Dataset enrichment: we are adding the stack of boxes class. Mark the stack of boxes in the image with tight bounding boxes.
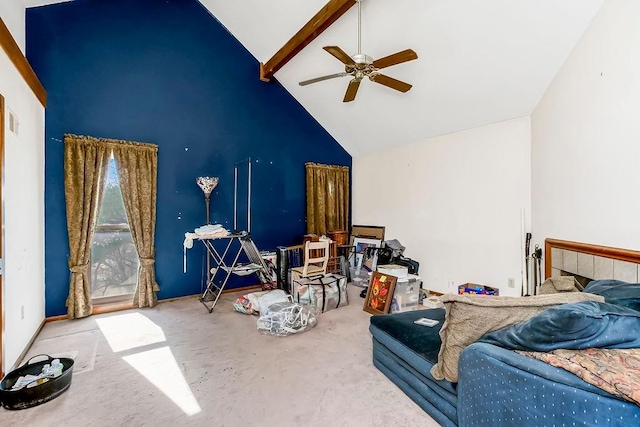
[377,264,422,313]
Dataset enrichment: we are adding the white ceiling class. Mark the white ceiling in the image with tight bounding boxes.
[25,0,605,156]
[199,0,604,156]
[21,0,72,7]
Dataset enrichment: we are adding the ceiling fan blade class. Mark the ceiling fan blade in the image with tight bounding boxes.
[343,78,361,102]
[369,74,412,93]
[299,72,349,86]
[372,49,418,70]
[323,46,356,66]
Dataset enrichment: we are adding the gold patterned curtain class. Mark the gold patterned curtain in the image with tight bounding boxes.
[305,163,349,236]
[111,141,159,308]
[64,135,111,319]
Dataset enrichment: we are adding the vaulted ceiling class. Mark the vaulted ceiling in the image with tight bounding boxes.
[24,0,605,156]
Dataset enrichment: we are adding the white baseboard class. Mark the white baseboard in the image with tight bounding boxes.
[10,318,46,372]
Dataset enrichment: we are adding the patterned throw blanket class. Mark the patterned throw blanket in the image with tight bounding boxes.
[517,348,640,406]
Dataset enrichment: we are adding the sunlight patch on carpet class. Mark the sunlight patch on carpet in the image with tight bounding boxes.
[95,312,166,353]
[123,346,202,416]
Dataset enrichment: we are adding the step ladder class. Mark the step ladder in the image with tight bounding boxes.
[200,232,272,313]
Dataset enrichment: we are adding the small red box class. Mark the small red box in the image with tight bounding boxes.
[458,283,499,296]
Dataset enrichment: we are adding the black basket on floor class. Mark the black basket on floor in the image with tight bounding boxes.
[0,354,74,410]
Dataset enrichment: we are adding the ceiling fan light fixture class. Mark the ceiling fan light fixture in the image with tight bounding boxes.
[352,54,373,65]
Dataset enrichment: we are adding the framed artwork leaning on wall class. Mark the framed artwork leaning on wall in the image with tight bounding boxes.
[363,272,397,315]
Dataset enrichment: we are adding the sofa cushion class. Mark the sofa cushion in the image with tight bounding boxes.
[480,301,640,351]
[430,292,605,383]
[369,308,445,365]
[584,279,640,312]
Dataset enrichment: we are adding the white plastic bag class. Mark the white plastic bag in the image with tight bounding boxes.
[256,289,292,314]
[256,302,317,337]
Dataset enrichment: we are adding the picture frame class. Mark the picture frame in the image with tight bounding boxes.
[351,237,382,271]
[351,225,385,240]
[363,272,397,315]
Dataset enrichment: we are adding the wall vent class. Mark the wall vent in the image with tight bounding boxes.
[8,109,19,137]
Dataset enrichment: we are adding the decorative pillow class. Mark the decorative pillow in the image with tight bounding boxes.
[584,279,640,312]
[430,292,605,383]
[539,276,580,294]
[480,301,640,351]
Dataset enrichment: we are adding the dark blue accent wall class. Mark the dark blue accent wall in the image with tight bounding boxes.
[27,0,351,317]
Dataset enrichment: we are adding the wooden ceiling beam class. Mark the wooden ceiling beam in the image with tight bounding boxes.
[259,0,356,82]
[0,18,47,107]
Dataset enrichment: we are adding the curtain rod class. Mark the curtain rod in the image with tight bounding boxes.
[64,134,157,150]
[305,162,349,169]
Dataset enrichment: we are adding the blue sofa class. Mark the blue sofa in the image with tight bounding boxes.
[370,282,640,426]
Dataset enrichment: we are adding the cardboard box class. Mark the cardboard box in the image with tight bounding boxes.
[458,283,499,296]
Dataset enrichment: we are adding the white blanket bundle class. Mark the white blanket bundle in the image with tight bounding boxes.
[194,224,223,234]
[182,224,230,273]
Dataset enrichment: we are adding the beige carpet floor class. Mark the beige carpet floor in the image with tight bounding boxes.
[0,285,438,426]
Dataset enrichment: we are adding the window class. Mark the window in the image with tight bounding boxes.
[90,154,139,303]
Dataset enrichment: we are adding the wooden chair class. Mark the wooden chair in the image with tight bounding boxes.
[291,240,330,280]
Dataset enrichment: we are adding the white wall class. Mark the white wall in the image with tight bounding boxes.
[353,117,531,296]
[532,0,640,252]
[0,0,25,52]
[0,2,46,370]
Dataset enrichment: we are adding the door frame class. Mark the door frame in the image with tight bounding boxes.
[0,93,5,377]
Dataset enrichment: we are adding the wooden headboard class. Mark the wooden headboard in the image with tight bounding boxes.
[545,239,640,284]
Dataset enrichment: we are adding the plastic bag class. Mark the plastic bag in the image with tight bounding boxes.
[256,302,317,337]
[255,289,292,314]
[233,295,255,314]
[384,239,406,258]
[233,289,292,315]
[293,274,348,313]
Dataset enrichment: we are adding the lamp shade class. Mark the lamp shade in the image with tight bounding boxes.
[196,176,219,197]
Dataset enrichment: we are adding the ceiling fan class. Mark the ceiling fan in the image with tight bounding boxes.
[299,0,418,103]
